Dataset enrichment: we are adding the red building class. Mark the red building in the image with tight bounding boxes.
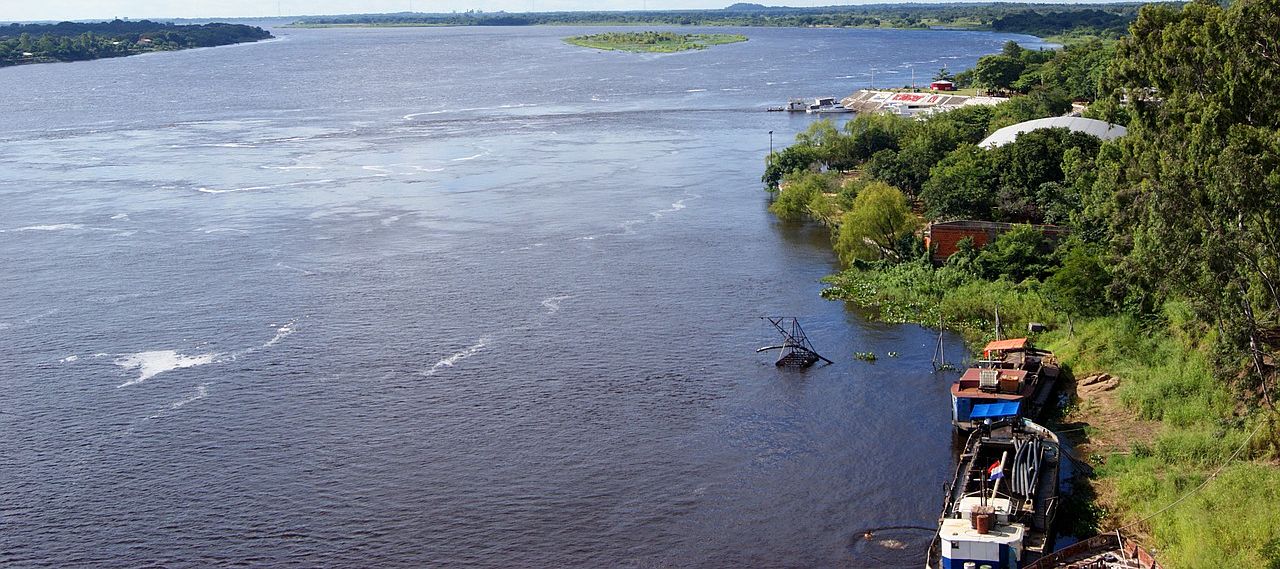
[930,80,956,91]
[924,220,1070,265]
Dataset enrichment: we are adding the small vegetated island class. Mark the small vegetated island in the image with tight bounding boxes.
[564,31,746,53]
[0,20,272,68]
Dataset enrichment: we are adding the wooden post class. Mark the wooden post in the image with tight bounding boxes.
[994,306,1002,341]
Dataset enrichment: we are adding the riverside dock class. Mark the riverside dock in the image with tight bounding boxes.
[842,89,1007,117]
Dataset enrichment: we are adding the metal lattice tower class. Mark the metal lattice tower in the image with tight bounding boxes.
[757,317,833,368]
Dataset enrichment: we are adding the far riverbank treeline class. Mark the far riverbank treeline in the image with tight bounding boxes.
[763,1,1280,566]
[0,20,272,68]
[292,3,1143,41]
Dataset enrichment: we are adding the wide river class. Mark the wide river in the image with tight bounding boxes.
[0,25,1049,567]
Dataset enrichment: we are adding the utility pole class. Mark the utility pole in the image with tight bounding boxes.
[768,130,774,158]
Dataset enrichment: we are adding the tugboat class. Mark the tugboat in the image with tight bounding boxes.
[926,416,1062,569]
[950,338,1061,431]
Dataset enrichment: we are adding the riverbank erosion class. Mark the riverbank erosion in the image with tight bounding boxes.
[765,1,1280,566]
[0,20,272,68]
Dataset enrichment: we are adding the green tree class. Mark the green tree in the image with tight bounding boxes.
[1044,239,1111,316]
[834,182,917,265]
[990,127,1101,222]
[762,144,822,189]
[973,54,1025,93]
[875,117,964,196]
[769,170,835,222]
[1039,39,1114,101]
[1107,0,1280,394]
[843,112,912,162]
[921,144,996,220]
[975,224,1055,282]
[1001,39,1024,58]
[990,86,1073,128]
[795,119,860,171]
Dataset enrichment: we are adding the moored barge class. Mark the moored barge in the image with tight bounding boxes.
[926,417,1062,569]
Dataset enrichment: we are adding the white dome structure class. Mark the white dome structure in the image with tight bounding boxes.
[979,117,1128,149]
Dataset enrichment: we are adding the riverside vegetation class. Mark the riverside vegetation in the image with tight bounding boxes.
[0,20,272,68]
[564,32,746,53]
[763,1,1280,566]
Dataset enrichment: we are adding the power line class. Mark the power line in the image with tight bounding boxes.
[1111,412,1273,534]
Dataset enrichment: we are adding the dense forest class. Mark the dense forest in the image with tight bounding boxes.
[293,3,1148,39]
[0,20,272,68]
[764,1,1280,566]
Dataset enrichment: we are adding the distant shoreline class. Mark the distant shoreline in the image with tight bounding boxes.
[282,4,1136,44]
[0,21,273,69]
[286,21,1078,46]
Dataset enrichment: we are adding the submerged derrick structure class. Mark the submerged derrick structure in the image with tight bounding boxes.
[757,317,833,367]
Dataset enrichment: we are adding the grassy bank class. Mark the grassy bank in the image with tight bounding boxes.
[1042,312,1280,568]
[822,267,1280,566]
[563,32,746,53]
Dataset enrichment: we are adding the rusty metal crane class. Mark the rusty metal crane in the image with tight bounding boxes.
[757,317,833,367]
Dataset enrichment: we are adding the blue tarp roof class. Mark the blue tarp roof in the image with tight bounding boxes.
[970,401,1022,419]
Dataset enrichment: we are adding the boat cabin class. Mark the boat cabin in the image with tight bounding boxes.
[953,338,1061,430]
[951,368,1031,429]
[938,517,1024,569]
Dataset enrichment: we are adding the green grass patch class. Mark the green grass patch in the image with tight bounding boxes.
[564,31,747,53]
[1040,307,1280,567]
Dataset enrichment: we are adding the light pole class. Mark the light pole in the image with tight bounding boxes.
[768,130,774,158]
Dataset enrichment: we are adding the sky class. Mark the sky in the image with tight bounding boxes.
[1,0,1101,23]
[2,1,827,22]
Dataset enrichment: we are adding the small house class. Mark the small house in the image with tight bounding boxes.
[930,80,956,91]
